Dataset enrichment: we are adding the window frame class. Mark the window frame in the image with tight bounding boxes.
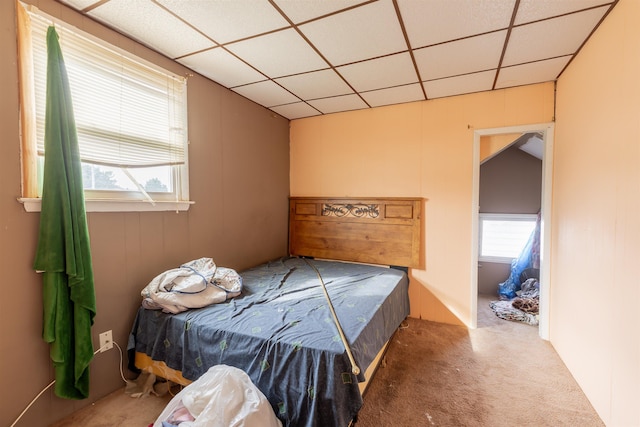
[16,3,192,213]
[478,213,538,264]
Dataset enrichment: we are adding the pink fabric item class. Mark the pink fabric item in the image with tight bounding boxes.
[167,402,195,423]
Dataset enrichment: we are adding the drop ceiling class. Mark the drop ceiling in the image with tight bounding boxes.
[56,0,618,120]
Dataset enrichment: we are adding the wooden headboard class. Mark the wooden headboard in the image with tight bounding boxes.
[289,197,423,268]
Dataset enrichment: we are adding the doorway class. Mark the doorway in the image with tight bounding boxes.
[470,123,554,340]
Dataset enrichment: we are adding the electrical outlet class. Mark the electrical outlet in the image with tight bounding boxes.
[99,330,113,352]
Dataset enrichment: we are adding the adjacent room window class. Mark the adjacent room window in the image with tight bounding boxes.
[478,213,538,263]
[17,4,190,212]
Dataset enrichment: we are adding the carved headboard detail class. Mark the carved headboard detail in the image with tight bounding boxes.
[289,197,423,268]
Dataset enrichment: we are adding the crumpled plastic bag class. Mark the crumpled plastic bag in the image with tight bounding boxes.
[153,365,282,427]
[125,368,173,398]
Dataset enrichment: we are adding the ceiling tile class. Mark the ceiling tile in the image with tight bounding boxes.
[178,48,266,88]
[299,0,407,66]
[307,94,369,115]
[503,6,609,66]
[86,0,215,58]
[226,28,328,78]
[399,0,515,48]
[270,102,321,120]
[337,52,418,92]
[361,83,425,108]
[423,70,495,99]
[232,80,300,107]
[273,0,371,24]
[275,69,353,100]
[415,31,507,81]
[55,0,618,119]
[156,0,289,44]
[515,0,611,25]
[58,0,104,9]
[495,56,572,89]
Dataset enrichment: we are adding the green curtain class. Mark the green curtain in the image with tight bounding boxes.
[33,26,96,400]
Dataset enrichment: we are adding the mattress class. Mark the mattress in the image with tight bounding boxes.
[129,256,410,427]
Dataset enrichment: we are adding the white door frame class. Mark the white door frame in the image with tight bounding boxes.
[470,123,554,340]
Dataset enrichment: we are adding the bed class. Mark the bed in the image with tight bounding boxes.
[129,197,423,426]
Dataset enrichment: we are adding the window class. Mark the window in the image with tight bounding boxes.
[479,213,538,263]
[17,3,191,212]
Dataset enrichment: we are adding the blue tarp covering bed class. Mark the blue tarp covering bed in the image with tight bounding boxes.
[130,256,410,427]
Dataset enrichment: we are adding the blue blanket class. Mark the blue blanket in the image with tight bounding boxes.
[130,257,409,426]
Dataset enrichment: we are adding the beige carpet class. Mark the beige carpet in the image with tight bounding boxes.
[51,295,603,427]
[356,295,603,426]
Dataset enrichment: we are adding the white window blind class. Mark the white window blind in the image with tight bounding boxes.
[29,12,186,169]
[479,214,538,262]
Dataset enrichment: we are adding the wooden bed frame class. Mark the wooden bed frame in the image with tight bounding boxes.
[134,196,423,421]
[289,197,423,268]
[288,196,422,399]
[136,337,392,397]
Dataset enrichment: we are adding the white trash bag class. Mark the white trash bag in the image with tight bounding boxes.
[153,365,282,427]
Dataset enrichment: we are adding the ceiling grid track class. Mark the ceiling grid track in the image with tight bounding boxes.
[54,0,618,120]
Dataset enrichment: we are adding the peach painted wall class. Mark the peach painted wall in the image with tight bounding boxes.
[290,82,555,326]
[479,133,521,162]
[553,0,639,425]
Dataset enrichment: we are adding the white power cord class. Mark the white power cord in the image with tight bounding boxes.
[10,340,128,427]
[8,380,56,427]
[112,341,129,385]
